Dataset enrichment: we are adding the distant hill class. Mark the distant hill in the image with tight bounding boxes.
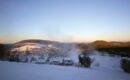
[1,39,130,58]
[13,39,64,48]
[15,39,60,44]
[77,40,130,57]
[15,39,59,44]
[1,39,130,51]
[78,40,130,50]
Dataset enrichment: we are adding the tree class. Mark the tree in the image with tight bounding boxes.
[79,54,91,67]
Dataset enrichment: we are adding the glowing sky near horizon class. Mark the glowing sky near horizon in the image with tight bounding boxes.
[0,0,130,43]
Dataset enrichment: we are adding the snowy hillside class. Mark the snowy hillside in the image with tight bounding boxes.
[12,44,45,51]
[11,43,59,54]
[0,60,130,80]
[1,40,130,80]
[0,53,130,80]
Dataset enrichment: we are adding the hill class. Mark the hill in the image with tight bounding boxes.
[1,39,130,59]
[78,40,130,50]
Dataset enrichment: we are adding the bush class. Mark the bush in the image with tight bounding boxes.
[79,54,91,68]
[121,58,130,73]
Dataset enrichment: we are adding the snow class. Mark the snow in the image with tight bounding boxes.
[11,43,59,54]
[1,50,130,80]
[12,45,40,51]
[12,44,48,51]
[0,57,130,80]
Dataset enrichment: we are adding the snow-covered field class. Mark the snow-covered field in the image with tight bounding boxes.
[0,54,130,80]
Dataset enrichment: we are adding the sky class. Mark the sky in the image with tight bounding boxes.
[0,0,130,43]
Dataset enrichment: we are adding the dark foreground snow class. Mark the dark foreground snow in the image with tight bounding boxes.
[0,60,130,80]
